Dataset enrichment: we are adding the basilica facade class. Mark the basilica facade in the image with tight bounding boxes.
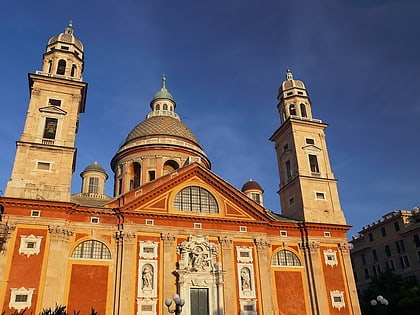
[0,24,360,315]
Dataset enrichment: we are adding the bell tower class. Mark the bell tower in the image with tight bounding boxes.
[270,69,346,225]
[5,23,87,202]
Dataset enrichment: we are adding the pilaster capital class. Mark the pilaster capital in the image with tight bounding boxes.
[254,238,271,252]
[218,236,233,250]
[48,225,74,242]
[299,241,320,253]
[161,232,176,247]
[338,242,351,254]
[114,231,136,244]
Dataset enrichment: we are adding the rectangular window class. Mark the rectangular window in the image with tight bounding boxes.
[43,117,58,139]
[88,177,99,194]
[283,143,289,152]
[400,255,410,269]
[90,217,99,224]
[324,231,331,237]
[413,234,420,248]
[148,170,156,181]
[394,221,400,232]
[361,254,366,266]
[315,192,326,200]
[145,219,154,225]
[308,154,320,173]
[194,223,202,229]
[396,240,406,253]
[15,295,28,302]
[48,98,61,106]
[384,245,391,257]
[31,210,41,217]
[285,160,292,179]
[37,162,50,171]
[386,260,395,271]
[381,227,386,237]
[305,138,315,145]
[368,233,374,242]
[363,268,369,279]
[372,249,378,261]
[26,242,35,249]
[280,230,287,237]
[239,226,247,232]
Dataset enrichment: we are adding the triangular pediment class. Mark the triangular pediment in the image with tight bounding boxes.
[302,144,321,152]
[39,106,67,115]
[119,163,270,222]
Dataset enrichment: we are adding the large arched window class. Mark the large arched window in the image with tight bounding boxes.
[70,64,77,77]
[289,104,296,116]
[163,160,179,176]
[57,59,66,75]
[71,240,111,260]
[174,186,218,213]
[272,249,302,267]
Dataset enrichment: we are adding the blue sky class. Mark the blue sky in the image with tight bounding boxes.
[0,1,419,237]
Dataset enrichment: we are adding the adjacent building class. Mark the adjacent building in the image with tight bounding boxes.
[350,208,420,292]
[0,24,361,315]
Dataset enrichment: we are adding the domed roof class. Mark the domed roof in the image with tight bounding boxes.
[80,162,108,178]
[241,179,264,193]
[123,115,201,146]
[278,69,306,94]
[48,22,83,51]
[151,75,174,103]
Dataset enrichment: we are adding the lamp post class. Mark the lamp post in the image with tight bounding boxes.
[165,294,185,315]
[370,295,388,314]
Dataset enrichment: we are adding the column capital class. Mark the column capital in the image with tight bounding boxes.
[299,241,320,253]
[218,236,233,250]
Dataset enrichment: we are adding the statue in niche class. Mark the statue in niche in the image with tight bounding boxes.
[142,264,153,290]
[189,246,208,271]
[240,267,251,292]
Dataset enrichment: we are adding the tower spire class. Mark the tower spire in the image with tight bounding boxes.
[286,68,293,81]
[64,20,74,35]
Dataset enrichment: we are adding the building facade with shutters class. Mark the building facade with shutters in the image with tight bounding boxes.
[0,25,361,315]
[350,208,420,293]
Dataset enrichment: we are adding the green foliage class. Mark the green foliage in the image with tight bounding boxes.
[360,270,420,315]
[1,305,99,315]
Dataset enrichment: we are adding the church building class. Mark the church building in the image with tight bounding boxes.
[0,24,360,315]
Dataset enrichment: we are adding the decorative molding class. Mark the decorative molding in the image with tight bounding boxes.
[299,241,320,253]
[9,287,35,311]
[254,238,270,251]
[138,260,157,298]
[19,234,43,257]
[330,290,345,311]
[161,232,176,246]
[237,263,256,298]
[338,242,351,254]
[236,246,253,263]
[178,235,219,272]
[139,241,159,259]
[48,226,74,242]
[323,249,338,267]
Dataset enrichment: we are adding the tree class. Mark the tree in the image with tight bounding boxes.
[360,270,420,314]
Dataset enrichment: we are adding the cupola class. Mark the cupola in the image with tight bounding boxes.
[241,179,264,206]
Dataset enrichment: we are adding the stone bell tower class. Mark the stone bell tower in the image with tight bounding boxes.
[5,23,87,202]
[270,69,346,225]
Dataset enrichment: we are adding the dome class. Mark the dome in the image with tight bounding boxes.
[241,179,264,193]
[152,88,174,102]
[47,22,83,51]
[123,115,201,146]
[80,162,108,179]
[277,69,306,96]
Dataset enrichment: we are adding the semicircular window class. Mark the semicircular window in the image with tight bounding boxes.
[272,249,302,267]
[174,186,219,213]
[71,240,111,260]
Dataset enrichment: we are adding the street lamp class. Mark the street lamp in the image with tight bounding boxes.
[370,295,389,314]
[165,294,185,315]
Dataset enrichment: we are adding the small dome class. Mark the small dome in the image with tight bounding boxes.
[151,75,174,103]
[241,179,264,193]
[47,22,83,51]
[277,69,306,96]
[80,162,108,179]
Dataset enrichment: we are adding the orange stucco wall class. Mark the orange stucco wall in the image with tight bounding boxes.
[67,264,109,314]
[274,270,307,315]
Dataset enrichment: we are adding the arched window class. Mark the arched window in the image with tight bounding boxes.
[300,103,307,118]
[48,60,52,73]
[163,160,179,176]
[272,249,301,266]
[57,59,66,75]
[163,104,168,110]
[174,186,218,213]
[70,64,77,77]
[88,177,99,194]
[156,104,160,110]
[71,240,111,260]
[289,104,296,116]
[133,162,141,189]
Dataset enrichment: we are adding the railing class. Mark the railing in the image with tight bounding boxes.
[35,70,83,82]
[42,139,55,145]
